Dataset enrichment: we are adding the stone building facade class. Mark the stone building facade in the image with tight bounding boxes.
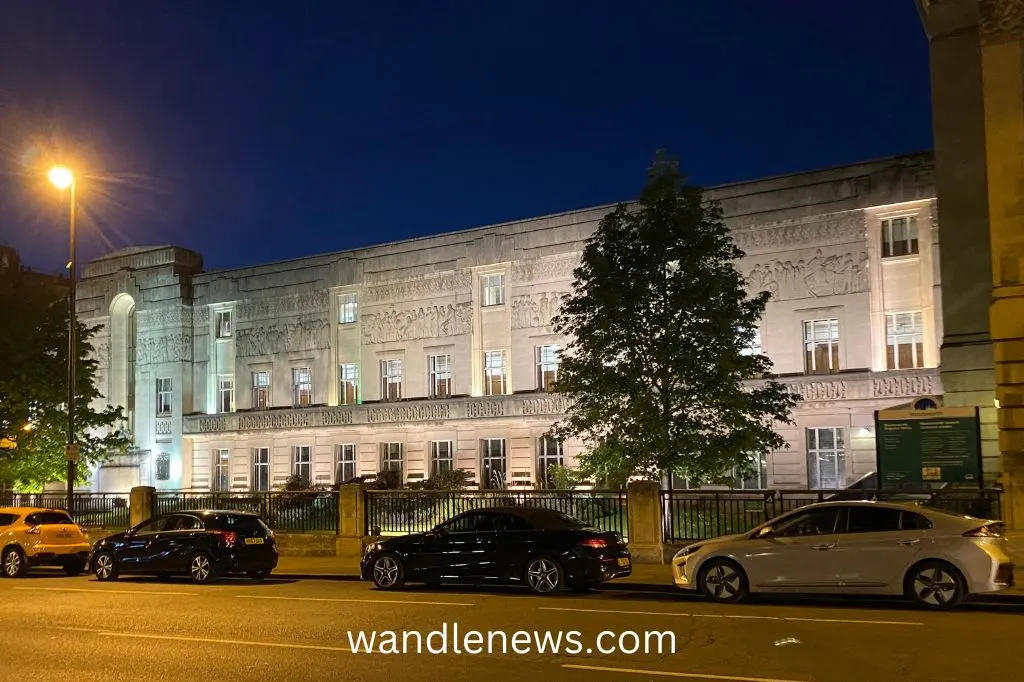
[76,152,946,493]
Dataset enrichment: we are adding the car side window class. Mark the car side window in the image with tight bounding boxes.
[495,513,532,531]
[134,518,166,535]
[441,513,484,533]
[26,511,74,526]
[900,511,933,530]
[774,508,840,537]
[0,513,17,527]
[844,506,903,533]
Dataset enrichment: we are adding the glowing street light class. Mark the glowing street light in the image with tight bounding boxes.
[48,166,74,190]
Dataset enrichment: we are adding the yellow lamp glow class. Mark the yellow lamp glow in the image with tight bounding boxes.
[48,166,74,190]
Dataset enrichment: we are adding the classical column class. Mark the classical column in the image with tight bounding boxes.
[919,0,1024,526]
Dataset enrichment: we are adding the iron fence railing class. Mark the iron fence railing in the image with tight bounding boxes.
[0,492,131,529]
[661,488,1003,543]
[154,491,339,533]
[365,489,628,539]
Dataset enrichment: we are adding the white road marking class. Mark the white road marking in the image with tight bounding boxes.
[562,663,805,682]
[539,606,923,626]
[12,587,197,597]
[236,594,474,606]
[96,631,353,652]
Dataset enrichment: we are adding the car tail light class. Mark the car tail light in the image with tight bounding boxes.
[964,523,1005,538]
[25,526,40,535]
[579,537,608,549]
[213,530,238,547]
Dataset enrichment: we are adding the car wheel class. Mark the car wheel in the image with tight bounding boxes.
[188,552,216,584]
[92,551,118,581]
[371,553,405,590]
[905,560,965,609]
[248,570,270,581]
[63,558,86,577]
[525,556,564,595]
[1,547,27,578]
[698,558,749,603]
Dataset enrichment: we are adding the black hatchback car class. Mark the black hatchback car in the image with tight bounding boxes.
[360,506,631,594]
[89,510,278,584]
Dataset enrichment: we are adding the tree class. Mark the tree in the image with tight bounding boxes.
[0,269,129,490]
[550,153,798,486]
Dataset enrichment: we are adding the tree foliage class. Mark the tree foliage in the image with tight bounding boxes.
[0,271,129,490]
[551,153,798,485]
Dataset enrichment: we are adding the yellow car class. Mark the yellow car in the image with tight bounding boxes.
[0,507,92,578]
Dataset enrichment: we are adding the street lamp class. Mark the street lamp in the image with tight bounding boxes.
[48,165,78,516]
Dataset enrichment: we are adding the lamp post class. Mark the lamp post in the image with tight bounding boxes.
[48,166,77,516]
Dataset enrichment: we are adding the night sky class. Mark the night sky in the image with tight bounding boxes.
[0,1,932,274]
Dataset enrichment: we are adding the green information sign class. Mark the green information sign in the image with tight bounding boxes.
[875,406,982,489]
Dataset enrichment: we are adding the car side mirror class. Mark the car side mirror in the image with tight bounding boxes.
[754,526,774,539]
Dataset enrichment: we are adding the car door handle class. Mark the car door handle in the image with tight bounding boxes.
[811,543,836,551]
[898,539,920,546]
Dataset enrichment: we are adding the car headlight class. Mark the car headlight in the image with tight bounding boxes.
[673,544,703,560]
[364,542,381,556]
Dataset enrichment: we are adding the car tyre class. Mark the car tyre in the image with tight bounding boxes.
[188,551,217,584]
[905,560,965,610]
[92,551,118,581]
[63,558,86,577]
[2,546,28,578]
[698,558,749,603]
[371,553,405,590]
[525,556,564,595]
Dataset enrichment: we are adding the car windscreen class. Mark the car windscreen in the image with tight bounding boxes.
[207,514,271,535]
[0,513,17,527]
[527,509,589,530]
[27,511,74,525]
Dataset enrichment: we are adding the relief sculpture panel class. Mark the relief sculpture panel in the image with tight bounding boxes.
[511,255,580,283]
[136,333,193,365]
[511,292,567,329]
[362,302,473,344]
[236,318,331,358]
[747,249,869,301]
[364,272,473,304]
[236,292,330,322]
[731,213,864,254]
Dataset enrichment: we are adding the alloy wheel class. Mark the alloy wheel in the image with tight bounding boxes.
[703,563,742,600]
[3,549,22,577]
[526,558,561,594]
[190,554,212,582]
[373,556,400,588]
[94,553,115,580]
[912,566,960,607]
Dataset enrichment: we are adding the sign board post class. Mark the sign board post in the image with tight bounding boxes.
[875,406,982,489]
[65,444,80,462]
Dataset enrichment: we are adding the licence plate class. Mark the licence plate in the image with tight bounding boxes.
[244,537,264,545]
[617,557,630,567]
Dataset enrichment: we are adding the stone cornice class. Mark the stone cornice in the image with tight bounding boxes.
[754,368,942,403]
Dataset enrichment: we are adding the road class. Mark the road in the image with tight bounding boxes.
[1,571,1021,682]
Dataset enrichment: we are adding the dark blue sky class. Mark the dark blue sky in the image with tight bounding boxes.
[0,1,932,273]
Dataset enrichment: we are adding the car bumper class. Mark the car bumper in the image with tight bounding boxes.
[671,554,697,590]
[27,549,90,567]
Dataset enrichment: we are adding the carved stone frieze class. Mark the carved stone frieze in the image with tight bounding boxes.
[511,255,580,283]
[137,306,194,331]
[747,249,869,300]
[194,306,210,326]
[89,340,111,369]
[731,213,864,254]
[790,380,847,402]
[155,417,173,436]
[522,396,572,416]
[511,291,568,329]
[364,272,473,304]
[872,374,937,399]
[236,291,330,322]
[980,0,1024,43]
[367,404,451,423]
[235,318,330,358]
[136,333,193,365]
[362,302,473,344]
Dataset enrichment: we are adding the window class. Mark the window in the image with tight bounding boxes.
[733,452,768,489]
[293,367,313,407]
[886,312,924,370]
[428,354,452,399]
[215,310,233,339]
[381,359,403,401]
[536,345,559,390]
[803,319,840,374]
[430,440,454,477]
[252,371,271,409]
[440,512,494,533]
[339,363,359,405]
[537,436,564,488]
[339,293,358,324]
[252,447,270,491]
[482,273,505,307]
[156,377,172,416]
[380,442,404,478]
[213,449,231,492]
[845,505,903,533]
[774,507,841,537]
[336,444,356,483]
[881,216,919,258]
[483,350,507,396]
[807,427,846,489]
[217,375,234,413]
[481,438,507,489]
[156,453,171,481]
[292,445,312,483]
[25,511,74,526]
[740,327,761,356]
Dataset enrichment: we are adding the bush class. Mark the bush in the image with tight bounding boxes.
[411,468,474,491]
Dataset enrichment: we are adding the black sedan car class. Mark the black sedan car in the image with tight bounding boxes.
[89,510,278,584]
[360,506,631,594]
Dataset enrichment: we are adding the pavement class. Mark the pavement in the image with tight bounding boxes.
[2,569,1024,682]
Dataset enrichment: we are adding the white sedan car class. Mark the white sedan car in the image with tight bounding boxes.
[671,500,1014,609]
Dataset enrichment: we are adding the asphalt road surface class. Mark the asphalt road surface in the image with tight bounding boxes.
[1,570,1022,682]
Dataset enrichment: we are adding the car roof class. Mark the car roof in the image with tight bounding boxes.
[0,507,70,515]
[159,509,258,517]
[790,499,994,524]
